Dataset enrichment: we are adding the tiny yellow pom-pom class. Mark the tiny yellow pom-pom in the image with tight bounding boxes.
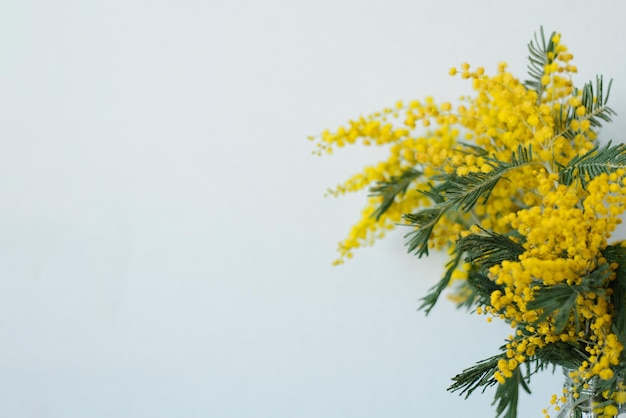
[604,405,618,416]
[494,371,505,384]
[614,391,626,404]
[599,368,614,380]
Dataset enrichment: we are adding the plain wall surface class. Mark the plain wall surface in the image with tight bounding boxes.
[1,1,626,417]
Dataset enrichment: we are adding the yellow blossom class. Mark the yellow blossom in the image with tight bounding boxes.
[312,28,625,417]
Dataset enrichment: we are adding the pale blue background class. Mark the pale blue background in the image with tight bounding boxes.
[1,1,625,417]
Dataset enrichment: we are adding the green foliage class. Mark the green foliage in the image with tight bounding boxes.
[493,368,530,418]
[533,342,588,371]
[449,353,530,418]
[449,235,612,415]
[421,28,624,418]
[458,269,503,308]
[457,228,525,269]
[369,168,422,220]
[555,76,614,142]
[526,284,579,333]
[448,353,504,398]
[403,207,446,257]
[527,263,612,333]
[318,25,626,418]
[404,146,534,258]
[524,26,556,99]
[559,141,626,188]
[580,75,615,128]
[418,249,463,314]
[441,146,534,211]
[453,229,522,309]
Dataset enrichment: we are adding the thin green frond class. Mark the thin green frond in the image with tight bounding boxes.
[369,168,422,220]
[442,145,535,211]
[581,261,614,289]
[457,268,503,309]
[533,342,588,371]
[457,228,525,268]
[493,368,525,418]
[448,353,503,398]
[524,27,557,99]
[552,76,614,142]
[402,183,448,257]
[417,181,447,205]
[403,146,534,258]
[580,75,615,128]
[403,207,445,258]
[453,280,479,310]
[553,101,577,141]
[526,263,613,333]
[450,350,526,418]
[526,284,578,333]
[418,249,463,314]
[559,141,626,188]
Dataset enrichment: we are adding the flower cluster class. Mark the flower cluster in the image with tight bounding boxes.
[313,33,594,268]
[312,29,626,417]
[485,170,626,416]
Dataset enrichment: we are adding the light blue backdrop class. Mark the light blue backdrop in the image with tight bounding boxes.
[1,1,625,417]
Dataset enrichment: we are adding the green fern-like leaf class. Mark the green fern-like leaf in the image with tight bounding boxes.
[448,353,503,398]
[533,341,589,371]
[403,207,445,258]
[493,368,529,418]
[456,268,504,309]
[417,181,447,204]
[524,27,557,99]
[442,145,535,211]
[554,106,575,141]
[580,75,615,128]
[552,76,614,142]
[457,228,525,269]
[449,351,529,418]
[369,168,422,220]
[418,249,463,314]
[403,146,534,258]
[402,182,448,257]
[559,141,626,188]
[526,284,578,333]
[580,261,614,289]
[526,263,612,333]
